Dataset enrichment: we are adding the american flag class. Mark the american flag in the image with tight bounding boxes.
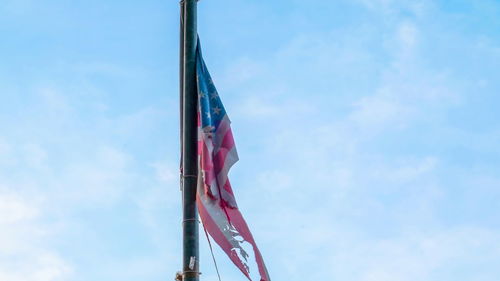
[195,39,271,281]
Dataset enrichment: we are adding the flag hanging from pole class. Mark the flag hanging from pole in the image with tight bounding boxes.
[195,38,271,281]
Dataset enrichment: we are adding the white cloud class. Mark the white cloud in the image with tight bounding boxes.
[22,144,48,170]
[349,94,415,132]
[397,21,419,52]
[55,146,133,205]
[30,254,72,281]
[330,227,500,281]
[0,252,72,281]
[0,188,72,281]
[371,156,438,184]
[37,87,71,113]
[151,162,178,185]
[213,5,500,279]
[0,138,10,155]
[235,97,313,119]
[221,57,266,87]
[255,170,293,194]
[0,190,39,224]
[1,1,498,280]
[103,106,167,138]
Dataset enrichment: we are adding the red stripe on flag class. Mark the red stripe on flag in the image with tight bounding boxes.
[197,194,252,280]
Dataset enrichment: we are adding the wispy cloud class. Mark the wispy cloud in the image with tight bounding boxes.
[1,0,499,280]
[0,187,72,281]
[202,1,500,280]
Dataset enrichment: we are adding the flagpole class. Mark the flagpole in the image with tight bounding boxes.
[179,0,184,170]
[181,0,199,280]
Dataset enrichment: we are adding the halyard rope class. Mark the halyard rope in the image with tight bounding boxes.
[203,223,222,281]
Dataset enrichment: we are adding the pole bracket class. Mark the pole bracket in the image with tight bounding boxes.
[183,270,202,278]
[182,218,200,224]
[175,270,202,280]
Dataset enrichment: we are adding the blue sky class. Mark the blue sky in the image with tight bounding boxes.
[0,0,499,280]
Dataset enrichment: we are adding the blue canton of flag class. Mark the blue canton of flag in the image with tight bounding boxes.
[197,48,227,132]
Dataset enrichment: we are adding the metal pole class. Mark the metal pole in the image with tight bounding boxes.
[179,0,184,176]
[181,0,199,280]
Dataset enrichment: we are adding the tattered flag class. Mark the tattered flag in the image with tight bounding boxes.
[196,38,271,281]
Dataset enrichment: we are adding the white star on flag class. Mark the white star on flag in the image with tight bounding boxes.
[212,106,221,115]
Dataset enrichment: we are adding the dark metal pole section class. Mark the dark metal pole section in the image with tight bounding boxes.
[179,0,184,175]
[181,0,199,281]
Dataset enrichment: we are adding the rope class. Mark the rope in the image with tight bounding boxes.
[203,224,222,281]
